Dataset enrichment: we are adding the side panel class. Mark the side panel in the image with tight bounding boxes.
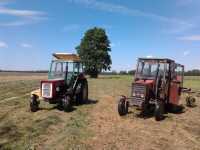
[169,63,184,105]
[169,82,180,105]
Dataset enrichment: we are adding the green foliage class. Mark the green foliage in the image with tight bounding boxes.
[76,27,112,78]
[185,69,200,76]
[127,70,136,75]
[119,70,127,75]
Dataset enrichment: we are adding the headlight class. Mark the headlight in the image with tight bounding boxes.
[133,92,145,98]
[56,87,60,92]
[140,94,145,98]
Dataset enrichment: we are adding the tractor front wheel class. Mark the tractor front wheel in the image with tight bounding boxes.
[154,100,164,121]
[30,95,39,112]
[62,95,72,112]
[118,98,128,116]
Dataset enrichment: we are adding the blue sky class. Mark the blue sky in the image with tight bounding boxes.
[0,0,200,71]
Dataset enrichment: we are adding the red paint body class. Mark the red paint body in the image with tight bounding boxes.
[135,79,154,85]
[169,81,181,105]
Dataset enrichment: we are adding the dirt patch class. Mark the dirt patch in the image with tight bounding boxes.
[86,95,200,150]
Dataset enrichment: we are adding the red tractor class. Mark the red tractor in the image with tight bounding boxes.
[30,53,88,112]
[118,58,186,121]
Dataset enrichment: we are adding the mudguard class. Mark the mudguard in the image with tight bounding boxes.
[31,89,42,99]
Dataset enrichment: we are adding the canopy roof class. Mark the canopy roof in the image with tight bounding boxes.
[138,57,183,67]
[53,53,80,62]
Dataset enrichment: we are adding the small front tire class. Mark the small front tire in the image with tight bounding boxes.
[30,95,39,112]
[118,98,128,116]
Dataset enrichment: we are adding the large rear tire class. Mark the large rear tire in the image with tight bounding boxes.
[118,98,128,116]
[30,95,39,112]
[154,100,165,121]
[77,80,88,104]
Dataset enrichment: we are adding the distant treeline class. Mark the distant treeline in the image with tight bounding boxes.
[184,69,200,76]
[101,70,136,75]
[1,69,200,76]
[102,69,200,76]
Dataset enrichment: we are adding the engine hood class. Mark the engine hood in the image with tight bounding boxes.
[134,79,154,85]
[41,79,64,83]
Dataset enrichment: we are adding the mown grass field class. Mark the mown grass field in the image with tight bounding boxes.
[0,73,200,150]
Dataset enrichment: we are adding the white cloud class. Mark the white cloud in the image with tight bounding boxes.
[183,50,190,56]
[0,41,8,48]
[178,35,200,41]
[146,55,153,58]
[0,4,47,26]
[20,43,32,48]
[0,7,45,18]
[67,0,193,31]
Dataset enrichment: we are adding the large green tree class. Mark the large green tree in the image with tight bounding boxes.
[76,27,112,78]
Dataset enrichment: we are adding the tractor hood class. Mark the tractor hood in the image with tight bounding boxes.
[41,79,64,83]
[135,79,154,85]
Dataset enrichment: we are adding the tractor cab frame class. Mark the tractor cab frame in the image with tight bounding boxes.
[30,53,88,112]
[118,58,185,121]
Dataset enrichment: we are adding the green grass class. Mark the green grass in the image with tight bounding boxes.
[184,76,200,90]
[0,80,40,101]
[0,78,94,149]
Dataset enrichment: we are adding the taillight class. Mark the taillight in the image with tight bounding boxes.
[42,83,52,98]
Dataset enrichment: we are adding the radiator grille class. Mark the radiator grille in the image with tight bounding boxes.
[42,83,52,98]
[132,84,145,94]
[131,83,146,107]
[130,96,144,106]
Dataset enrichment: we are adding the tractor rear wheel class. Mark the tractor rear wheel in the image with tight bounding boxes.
[77,80,88,104]
[62,95,72,112]
[154,100,164,121]
[30,95,39,112]
[118,98,128,116]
